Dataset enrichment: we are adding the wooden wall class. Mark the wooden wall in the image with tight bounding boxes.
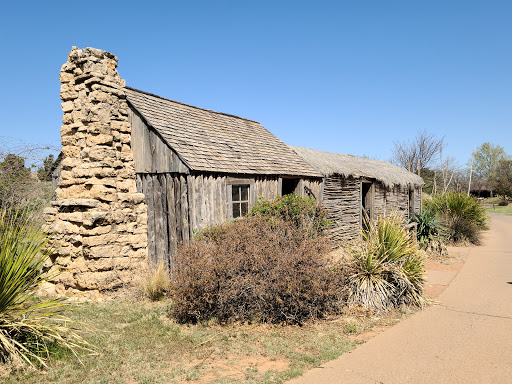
[130,109,189,174]
[321,177,423,243]
[322,176,361,242]
[136,172,322,267]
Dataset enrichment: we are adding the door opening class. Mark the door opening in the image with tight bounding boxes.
[361,182,373,231]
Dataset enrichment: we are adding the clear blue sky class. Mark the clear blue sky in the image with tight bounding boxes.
[1,1,510,168]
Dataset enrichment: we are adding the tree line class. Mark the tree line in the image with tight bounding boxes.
[390,131,511,198]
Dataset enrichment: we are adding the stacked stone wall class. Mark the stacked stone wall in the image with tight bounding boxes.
[45,47,148,292]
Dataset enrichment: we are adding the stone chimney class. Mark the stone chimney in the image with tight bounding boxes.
[45,47,148,293]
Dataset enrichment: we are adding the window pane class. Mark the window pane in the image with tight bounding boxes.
[241,202,248,216]
[241,186,248,201]
[233,203,241,218]
[232,186,240,202]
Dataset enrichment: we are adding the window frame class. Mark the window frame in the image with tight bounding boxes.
[226,178,255,220]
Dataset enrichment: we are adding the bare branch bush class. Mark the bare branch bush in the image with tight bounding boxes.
[390,130,444,174]
[0,137,58,212]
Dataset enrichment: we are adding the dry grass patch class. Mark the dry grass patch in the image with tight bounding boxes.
[3,297,408,384]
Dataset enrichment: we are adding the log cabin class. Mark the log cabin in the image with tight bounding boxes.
[46,47,423,291]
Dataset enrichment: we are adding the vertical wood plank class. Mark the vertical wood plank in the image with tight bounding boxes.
[145,175,156,265]
[166,174,177,266]
[152,175,165,266]
[187,175,196,237]
[180,175,190,242]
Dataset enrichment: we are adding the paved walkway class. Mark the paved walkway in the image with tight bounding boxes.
[289,214,512,383]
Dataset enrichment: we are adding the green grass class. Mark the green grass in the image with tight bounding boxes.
[486,205,512,216]
[3,298,400,384]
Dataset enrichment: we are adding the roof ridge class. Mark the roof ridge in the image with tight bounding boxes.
[125,86,261,124]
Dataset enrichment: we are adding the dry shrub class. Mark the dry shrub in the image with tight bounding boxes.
[170,216,341,325]
[142,263,171,301]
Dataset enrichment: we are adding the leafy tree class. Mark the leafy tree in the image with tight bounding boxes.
[471,143,509,187]
[490,159,512,197]
[37,154,56,182]
[390,130,443,175]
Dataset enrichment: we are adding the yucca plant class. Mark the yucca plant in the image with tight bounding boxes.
[0,208,91,368]
[346,213,426,311]
[411,208,446,249]
[425,192,488,244]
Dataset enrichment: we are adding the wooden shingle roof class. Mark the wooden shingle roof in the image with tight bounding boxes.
[125,87,322,177]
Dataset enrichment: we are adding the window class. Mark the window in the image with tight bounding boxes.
[282,178,300,195]
[232,184,249,218]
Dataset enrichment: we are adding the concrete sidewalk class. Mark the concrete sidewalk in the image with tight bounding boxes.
[288,215,512,383]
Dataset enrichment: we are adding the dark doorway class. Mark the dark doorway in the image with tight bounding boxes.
[282,178,300,196]
[409,188,414,218]
[361,182,373,231]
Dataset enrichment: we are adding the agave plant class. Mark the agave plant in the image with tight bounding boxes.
[0,208,90,368]
[347,213,426,311]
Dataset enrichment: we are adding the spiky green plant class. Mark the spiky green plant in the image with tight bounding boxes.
[0,209,91,368]
[411,208,446,249]
[425,192,488,244]
[347,213,426,311]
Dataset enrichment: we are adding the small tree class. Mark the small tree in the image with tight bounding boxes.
[471,143,509,195]
[37,154,56,182]
[390,130,443,175]
[490,159,512,198]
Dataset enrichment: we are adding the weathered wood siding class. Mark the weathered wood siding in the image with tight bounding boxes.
[137,172,322,266]
[322,176,361,242]
[136,173,190,268]
[374,184,409,218]
[130,109,189,174]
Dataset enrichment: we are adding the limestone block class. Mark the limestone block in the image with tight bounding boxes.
[83,244,122,259]
[61,101,74,113]
[58,212,83,223]
[87,184,115,201]
[74,271,120,290]
[86,123,111,135]
[72,168,93,178]
[91,167,116,178]
[89,147,116,162]
[117,192,145,204]
[57,198,99,209]
[86,134,113,146]
[52,220,81,235]
[61,145,80,158]
[60,62,75,73]
[43,207,58,216]
[89,90,108,102]
[60,157,80,170]
[111,120,131,133]
[80,224,112,236]
[82,211,111,226]
[117,167,136,179]
[84,177,117,188]
[56,185,86,200]
[60,83,78,101]
[116,181,136,193]
[59,72,74,84]
[74,83,86,92]
[62,113,74,124]
[61,135,76,146]
[81,233,119,247]
[116,222,136,233]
